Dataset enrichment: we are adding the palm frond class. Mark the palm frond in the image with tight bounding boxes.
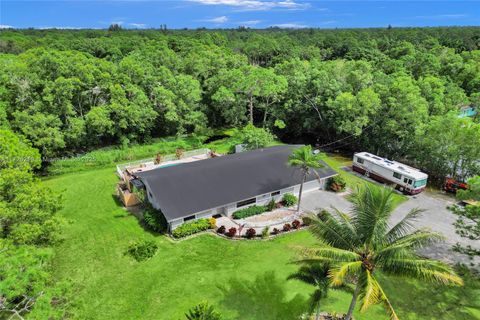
[358,271,399,320]
[385,208,424,243]
[377,230,444,260]
[308,213,357,250]
[329,261,363,286]
[381,258,464,285]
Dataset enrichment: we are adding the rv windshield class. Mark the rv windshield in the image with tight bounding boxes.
[414,179,427,188]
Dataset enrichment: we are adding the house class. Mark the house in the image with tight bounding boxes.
[458,105,477,118]
[133,145,337,231]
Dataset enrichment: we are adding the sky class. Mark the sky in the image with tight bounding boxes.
[1,0,479,30]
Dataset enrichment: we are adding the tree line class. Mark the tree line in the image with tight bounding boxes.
[0,27,479,180]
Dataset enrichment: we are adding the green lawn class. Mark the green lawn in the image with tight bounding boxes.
[44,165,480,320]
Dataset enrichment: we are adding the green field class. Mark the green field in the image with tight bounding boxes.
[43,149,480,319]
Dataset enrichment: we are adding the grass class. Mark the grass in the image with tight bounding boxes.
[44,164,480,319]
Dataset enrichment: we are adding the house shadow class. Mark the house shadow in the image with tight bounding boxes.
[217,271,308,320]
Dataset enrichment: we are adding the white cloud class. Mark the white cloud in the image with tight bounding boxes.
[128,23,147,28]
[414,14,467,19]
[271,22,307,28]
[201,16,229,23]
[190,0,309,11]
[0,25,14,29]
[239,20,261,25]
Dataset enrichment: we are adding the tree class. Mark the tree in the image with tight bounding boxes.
[185,302,222,320]
[304,184,463,320]
[288,146,324,212]
[288,262,330,320]
[451,176,480,259]
[237,124,275,150]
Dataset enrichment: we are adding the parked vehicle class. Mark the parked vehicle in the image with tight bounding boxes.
[443,177,468,194]
[352,152,428,195]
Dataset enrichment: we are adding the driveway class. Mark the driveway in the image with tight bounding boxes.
[301,189,480,267]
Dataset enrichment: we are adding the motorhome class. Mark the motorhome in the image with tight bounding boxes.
[353,152,428,195]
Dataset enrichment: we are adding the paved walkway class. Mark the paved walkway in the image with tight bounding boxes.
[301,189,480,267]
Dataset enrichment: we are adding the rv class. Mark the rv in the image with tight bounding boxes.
[353,152,428,195]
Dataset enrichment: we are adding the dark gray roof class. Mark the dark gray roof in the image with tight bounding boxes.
[134,145,337,221]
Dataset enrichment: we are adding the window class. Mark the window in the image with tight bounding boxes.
[393,172,402,179]
[356,157,364,164]
[414,179,427,188]
[408,179,413,185]
[183,215,195,222]
[404,178,408,183]
[236,198,256,208]
[271,191,280,196]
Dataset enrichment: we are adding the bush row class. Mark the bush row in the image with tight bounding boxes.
[232,205,267,219]
[172,218,211,238]
[216,219,304,239]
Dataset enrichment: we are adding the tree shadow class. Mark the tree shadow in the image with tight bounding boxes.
[217,271,308,320]
[379,266,480,320]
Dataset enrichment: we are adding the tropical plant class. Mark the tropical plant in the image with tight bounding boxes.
[185,301,222,320]
[288,262,331,320]
[288,145,324,212]
[292,219,301,229]
[245,228,256,239]
[283,223,292,232]
[262,226,270,238]
[226,227,237,237]
[207,217,217,229]
[267,199,277,211]
[304,184,463,320]
[217,225,226,234]
[281,193,298,207]
[329,175,347,192]
[125,239,158,262]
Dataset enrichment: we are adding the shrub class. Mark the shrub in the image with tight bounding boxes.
[329,175,347,192]
[292,219,301,229]
[282,193,298,207]
[232,205,267,219]
[143,208,167,233]
[283,223,292,232]
[266,199,276,211]
[301,216,312,226]
[185,301,222,320]
[217,225,226,234]
[175,148,185,159]
[261,226,269,238]
[226,227,237,237]
[272,228,280,235]
[125,239,158,262]
[245,228,256,239]
[172,219,210,238]
[207,217,216,229]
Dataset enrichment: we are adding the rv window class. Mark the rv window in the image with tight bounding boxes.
[356,157,364,164]
[236,198,256,208]
[408,179,413,185]
[404,178,408,183]
[393,172,402,179]
[414,179,427,188]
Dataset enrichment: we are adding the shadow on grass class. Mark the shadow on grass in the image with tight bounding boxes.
[380,266,480,320]
[217,271,308,320]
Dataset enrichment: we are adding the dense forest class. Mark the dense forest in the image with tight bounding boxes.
[1,27,479,181]
[0,27,479,318]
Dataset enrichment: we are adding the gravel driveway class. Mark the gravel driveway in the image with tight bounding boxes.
[301,189,480,267]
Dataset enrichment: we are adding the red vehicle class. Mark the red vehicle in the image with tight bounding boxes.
[443,178,468,194]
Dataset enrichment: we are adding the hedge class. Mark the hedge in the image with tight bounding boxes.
[172,219,210,238]
[232,205,267,219]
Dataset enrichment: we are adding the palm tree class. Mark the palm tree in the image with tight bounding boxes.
[288,262,330,320]
[305,184,463,320]
[185,301,222,320]
[288,145,324,212]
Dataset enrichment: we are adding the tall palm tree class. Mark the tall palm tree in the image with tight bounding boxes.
[288,262,330,320]
[305,184,463,320]
[288,145,324,212]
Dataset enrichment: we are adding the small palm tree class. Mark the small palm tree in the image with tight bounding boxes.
[305,184,463,320]
[288,145,324,212]
[288,262,330,320]
[185,301,222,320]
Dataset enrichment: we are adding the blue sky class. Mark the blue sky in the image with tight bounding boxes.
[1,1,479,29]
